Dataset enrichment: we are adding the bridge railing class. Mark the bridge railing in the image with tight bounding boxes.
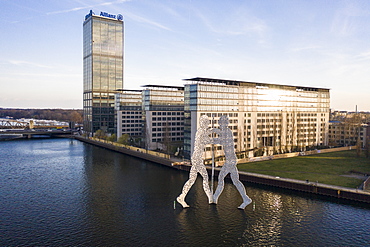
[0,119,29,129]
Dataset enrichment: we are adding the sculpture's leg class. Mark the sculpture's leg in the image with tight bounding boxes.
[230,169,252,209]
[176,193,189,208]
[199,166,213,204]
[213,168,227,204]
[177,168,197,208]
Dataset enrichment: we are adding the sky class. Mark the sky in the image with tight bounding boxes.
[0,0,370,111]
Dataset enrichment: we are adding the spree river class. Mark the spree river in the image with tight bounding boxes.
[1,138,369,246]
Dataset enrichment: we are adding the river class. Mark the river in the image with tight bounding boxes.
[1,138,369,246]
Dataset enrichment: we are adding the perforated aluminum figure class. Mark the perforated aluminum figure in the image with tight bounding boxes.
[176,115,213,208]
[212,115,252,209]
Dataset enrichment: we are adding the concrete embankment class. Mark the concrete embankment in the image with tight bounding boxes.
[237,171,370,203]
[75,136,174,167]
[75,136,370,204]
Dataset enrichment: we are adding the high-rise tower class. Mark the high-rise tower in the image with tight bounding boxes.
[83,10,124,134]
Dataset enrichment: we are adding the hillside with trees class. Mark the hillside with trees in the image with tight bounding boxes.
[0,108,83,123]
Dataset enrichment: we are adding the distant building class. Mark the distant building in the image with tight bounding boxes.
[115,89,144,145]
[83,10,124,134]
[141,85,184,152]
[114,77,331,159]
[328,121,368,148]
[328,110,370,148]
[330,110,370,123]
[115,85,185,152]
[183,77,331,160]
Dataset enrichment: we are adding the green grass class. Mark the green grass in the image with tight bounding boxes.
[237,150,370,188]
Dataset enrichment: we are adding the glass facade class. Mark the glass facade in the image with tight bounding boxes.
[83,11,124,134]
[183,78,330,160]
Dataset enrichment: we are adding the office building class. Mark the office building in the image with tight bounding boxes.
[183,77,330,160]
[114,85,185,151]
[83,10,124,134]
[142,85,185,152]
[115,89,144,145]
[328,121,367,148]
[328,111,370,148]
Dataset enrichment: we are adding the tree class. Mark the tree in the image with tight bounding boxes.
[94,129,106,139]
[0,108,83,122]
[134,137,143,148]
[69,111,83,123]
[365,139,370,158]
[117,134,130,145]
[107,134,116,142]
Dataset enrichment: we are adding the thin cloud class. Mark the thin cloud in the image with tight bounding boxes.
[9,60,53,69]
[330,1,367,37]
[124,12,172,31]
[46,0,130,15]
[194,6,267,38]
[355,51,370,61]
[0,72,80,80]
[291,45,321,52]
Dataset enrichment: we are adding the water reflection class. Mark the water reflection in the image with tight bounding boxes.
[176,181,249,246]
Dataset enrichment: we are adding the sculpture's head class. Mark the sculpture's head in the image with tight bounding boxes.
[199,115,210,128]
[219,115,229,127]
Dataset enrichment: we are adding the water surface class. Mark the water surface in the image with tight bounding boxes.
[1,139,369,246]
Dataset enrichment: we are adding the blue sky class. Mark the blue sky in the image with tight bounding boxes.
[1,0,370,111]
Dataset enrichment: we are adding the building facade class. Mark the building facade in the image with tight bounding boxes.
[142,85,185,152]
[328,111,370,148]
[183,77,330,160]
[328,121,368,148]
[83,10,124,134]
[115,89,143,145]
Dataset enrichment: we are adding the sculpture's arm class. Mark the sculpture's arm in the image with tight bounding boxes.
[208,128,221,145]
[212,128,221,135]
[214,138,223,145]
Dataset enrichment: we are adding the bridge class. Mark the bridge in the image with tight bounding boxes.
[0,119,30,129]
[0,129,75,140]
[0,118,71,130]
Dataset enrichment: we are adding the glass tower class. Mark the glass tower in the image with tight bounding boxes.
[83,10,124,134]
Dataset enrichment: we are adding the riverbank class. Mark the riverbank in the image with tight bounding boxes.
[74,136,370,204]
[238,149,370,189]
